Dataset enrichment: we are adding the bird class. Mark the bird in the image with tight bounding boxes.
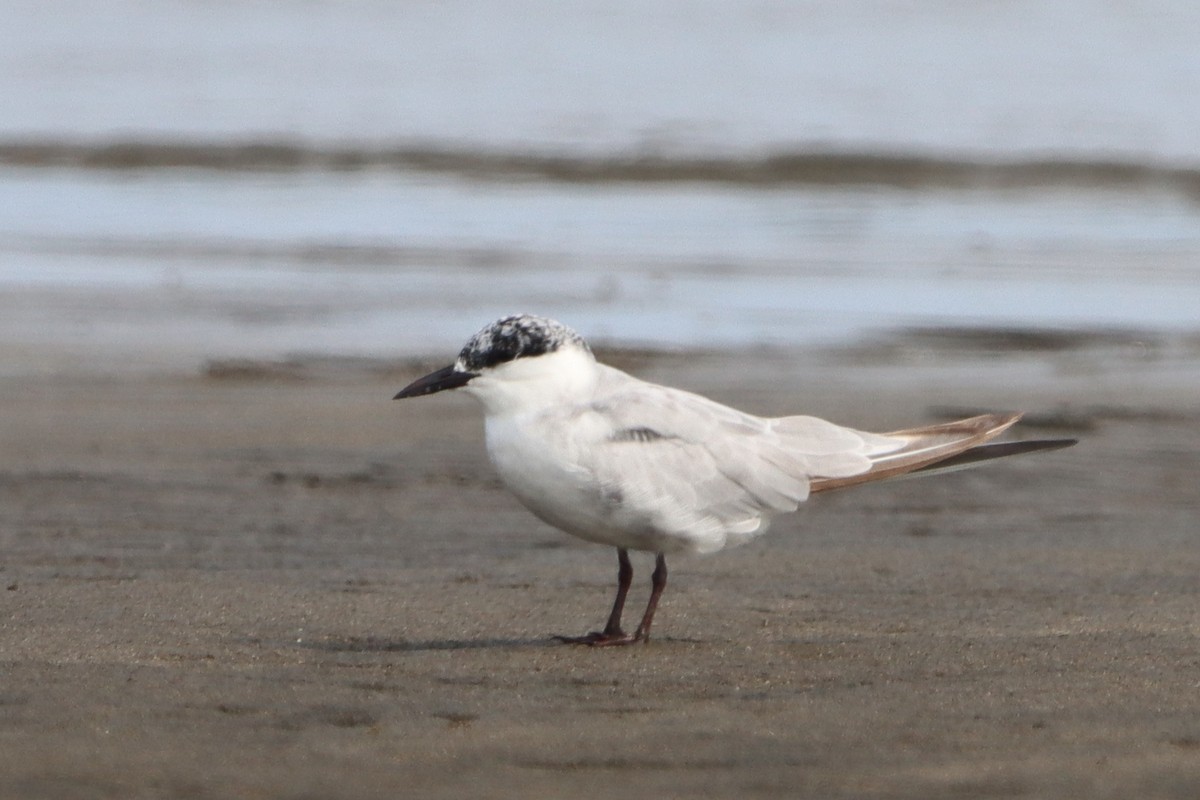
[394,314,1076,646]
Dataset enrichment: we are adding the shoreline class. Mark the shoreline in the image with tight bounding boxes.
[3,336,1198,797]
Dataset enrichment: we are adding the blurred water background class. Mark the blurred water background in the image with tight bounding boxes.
[3,0,1200,372]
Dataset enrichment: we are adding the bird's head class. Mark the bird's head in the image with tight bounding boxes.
[393,314,597,414]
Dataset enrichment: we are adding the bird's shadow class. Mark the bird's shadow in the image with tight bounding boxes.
[297,634,703,653]
[301,635,557,653]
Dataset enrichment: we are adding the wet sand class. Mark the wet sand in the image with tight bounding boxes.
[2,335,1199,798]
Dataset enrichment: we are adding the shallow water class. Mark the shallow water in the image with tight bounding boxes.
[3,2,1199,370]
[3,168,1199,371]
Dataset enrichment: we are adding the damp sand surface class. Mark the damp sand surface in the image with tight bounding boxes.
[2,338,1199,799]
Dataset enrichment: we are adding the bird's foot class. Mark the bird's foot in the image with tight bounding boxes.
[553,629,645,647]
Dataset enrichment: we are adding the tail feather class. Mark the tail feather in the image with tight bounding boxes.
[810,413,1071,494]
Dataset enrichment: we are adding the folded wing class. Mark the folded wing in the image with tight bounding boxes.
[574,366,1033,552]
[576,380,911,552]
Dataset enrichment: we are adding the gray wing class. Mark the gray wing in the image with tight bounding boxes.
[573,377,902,553]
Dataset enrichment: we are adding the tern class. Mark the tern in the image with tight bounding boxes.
[394,314,1075,646]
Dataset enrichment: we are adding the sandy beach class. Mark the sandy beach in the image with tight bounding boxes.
[6,3,1200,796]
[2,332,1198,799]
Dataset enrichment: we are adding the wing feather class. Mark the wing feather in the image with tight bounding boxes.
[809,413,1021,493]
[572,370,890,551]
[566,369,1027,551]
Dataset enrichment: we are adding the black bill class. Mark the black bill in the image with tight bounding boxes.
[393,364,477,399]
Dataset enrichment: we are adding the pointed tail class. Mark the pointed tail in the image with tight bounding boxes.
[810,413,1076,494]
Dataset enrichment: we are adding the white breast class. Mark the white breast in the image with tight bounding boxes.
[485,410,685,552]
